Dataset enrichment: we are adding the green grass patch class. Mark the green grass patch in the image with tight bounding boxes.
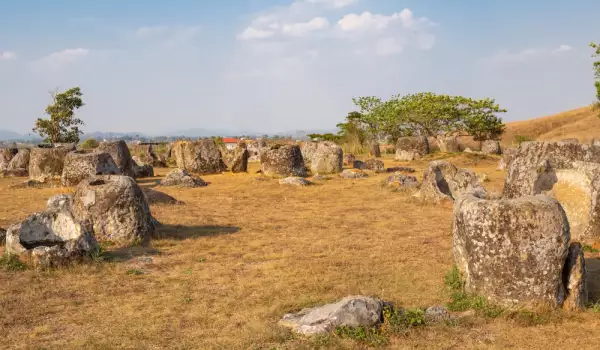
[0,254,26,271]
[583,244,599,253]
[444,266,504,318]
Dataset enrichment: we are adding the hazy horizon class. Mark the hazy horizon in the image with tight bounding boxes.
[1,0,599,135]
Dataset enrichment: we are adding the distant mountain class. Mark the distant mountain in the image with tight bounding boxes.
[84,131,148,140]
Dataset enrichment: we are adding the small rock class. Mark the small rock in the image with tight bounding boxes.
[160,169,207,188]
[386,173,419,189]
[47,194,73,212]
[425,306,454,324]
[279,296,384,335]
[279,177,312,186]
[0,227,5,244]
[386,166,416,173]
[341,169,368,179]
[362,159,385,172]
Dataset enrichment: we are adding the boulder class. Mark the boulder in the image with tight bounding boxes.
[226,144,249,173]
[369,142,381,158]
[341,169,368,179]
[279,296,384,335]
[96,141,135,177]
[593,138,600,147]
[362,159,385,172]
[260,144,307,177]
[308,141,343,175]
[142,188,183,205]
[279,177,312,186]
[46,194,72,212]
[171,140,227,175]
[301,142,319,167]
[395,136,430,161]
[160,168,207,188]
[385,173,419,189]
[498,147,517,170]
[133,164,155,178]
[131,144,165,168]
[247,139,268,162]
[0,148,18,170]
[417,161,487,202]
[71,175,155,245]
[562,138,579,144]
[437,136,460,153]
[453,193,585,309]
[503,141,600,241]
[562,242,588,311]
[61,151,121,186]
[386,166,415,173]
[4,209,99,269]
[7,149,30,171]
[1,168,28,177]
[29,147,71,182]
[481,140,502,155]
[343,154,356,166]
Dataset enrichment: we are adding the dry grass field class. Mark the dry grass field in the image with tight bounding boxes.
[2,153,600,349]
[502,106,600,146]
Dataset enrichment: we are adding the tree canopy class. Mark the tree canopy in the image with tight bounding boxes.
[336,92,506,146]
[33,87,85,143]
[592,42,600,114]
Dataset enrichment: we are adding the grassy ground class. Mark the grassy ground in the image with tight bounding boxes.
[1,153,600,349]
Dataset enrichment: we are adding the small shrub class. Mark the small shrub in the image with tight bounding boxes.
[583,244,599,253]
[444,266,504,318]
[126,269,144,276]
[80,138,99,149]
[0,254,26,271]
[334,326,388,347]
[513,135,535,145]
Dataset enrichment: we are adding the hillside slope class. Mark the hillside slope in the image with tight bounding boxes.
[502,106,600,146]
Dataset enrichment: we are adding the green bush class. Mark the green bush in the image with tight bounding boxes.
[80,138,99,149]
[513,135,535,145]
[0,254,26,271]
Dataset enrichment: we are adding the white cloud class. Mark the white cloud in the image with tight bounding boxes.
[0,51,17,61]
[136,25,169,37]
[239,27,276,40]
[488,44,574,64]
[134,25,201,44]
[552,44,573,54]
[30,48,90,71]
[337,9,430,32]
[282,17,329,36]
[45,48,90,63]
[305,0,358,9]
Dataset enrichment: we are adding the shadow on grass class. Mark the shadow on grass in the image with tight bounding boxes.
[586,258,600,303]
[102,245,160,262]
[156,224,241,240]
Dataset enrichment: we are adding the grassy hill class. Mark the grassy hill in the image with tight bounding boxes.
[502,106,600,146]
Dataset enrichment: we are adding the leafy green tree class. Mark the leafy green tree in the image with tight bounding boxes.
[592,42,600,114]
[307,133,341,143]
[382,93,506,146]
[462,98,507,141]
[33,87,85,143]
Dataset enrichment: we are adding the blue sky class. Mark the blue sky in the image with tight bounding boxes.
[1,0,599,135]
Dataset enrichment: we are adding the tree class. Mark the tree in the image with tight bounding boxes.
[372,92,506,147]
[591,42,600,114]
[33,87,85,143]
[462,98,506,141]
[80,138,99,149]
